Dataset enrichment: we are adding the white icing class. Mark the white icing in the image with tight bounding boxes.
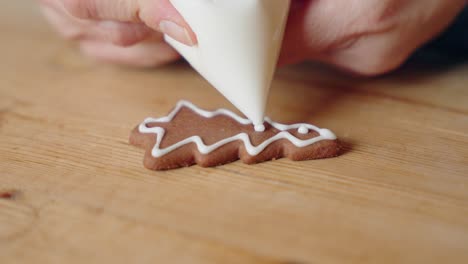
[298,126,309,135]
[138,101,337,158]
[254,124,266,132]
[166,0,291,128]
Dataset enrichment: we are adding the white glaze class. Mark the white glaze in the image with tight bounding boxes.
[138,101,337,158]
[166,0,291,131]
[254,124,266,132]
[298,126,309,135]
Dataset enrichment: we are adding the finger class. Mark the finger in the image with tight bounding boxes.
[40,1,155,47]
[62,0,197,45]
[280,0,466,76]
[330,0,468,76]
[94,21,154,46]
[279,0,399,66]
[326,32,410,76]
[79,40,180,67]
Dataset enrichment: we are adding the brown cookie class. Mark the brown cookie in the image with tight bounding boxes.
[130,101,340,170]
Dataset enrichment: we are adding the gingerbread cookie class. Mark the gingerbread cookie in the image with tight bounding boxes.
[130,101,340,170]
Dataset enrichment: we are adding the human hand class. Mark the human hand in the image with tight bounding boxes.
[39,0,466,75]
[37,0,197,67]
[280,0,467,75]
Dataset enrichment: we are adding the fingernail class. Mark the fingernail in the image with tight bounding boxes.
[159,20,194,46]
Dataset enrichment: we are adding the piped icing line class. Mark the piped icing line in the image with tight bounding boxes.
[138,100,337,158]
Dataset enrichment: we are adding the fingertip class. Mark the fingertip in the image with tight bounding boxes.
[139,0,197,46]
[159,20,195,46]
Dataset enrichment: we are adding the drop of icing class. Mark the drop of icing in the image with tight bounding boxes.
[298,126,309,134]
[254,124,266,132]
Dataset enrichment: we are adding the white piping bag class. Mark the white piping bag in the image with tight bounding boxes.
[166,0,291,132]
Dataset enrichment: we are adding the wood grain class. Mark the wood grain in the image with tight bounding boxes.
[1,1,467,264]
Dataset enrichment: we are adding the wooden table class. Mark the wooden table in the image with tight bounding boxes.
[1,2,467,264]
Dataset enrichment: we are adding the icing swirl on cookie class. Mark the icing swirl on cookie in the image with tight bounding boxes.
[139,100,337,158]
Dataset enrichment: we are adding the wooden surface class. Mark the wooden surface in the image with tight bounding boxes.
[1,2,468,264]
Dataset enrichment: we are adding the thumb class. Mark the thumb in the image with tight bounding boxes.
[62,0,197,46]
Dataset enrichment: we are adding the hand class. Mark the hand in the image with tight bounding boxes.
[38,0,197,67]
[39,0,466,75]
[280,0,467,75]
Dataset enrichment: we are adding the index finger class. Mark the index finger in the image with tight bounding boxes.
[62,0,197,45]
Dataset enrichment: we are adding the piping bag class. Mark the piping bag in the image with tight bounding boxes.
[165,0,291,132]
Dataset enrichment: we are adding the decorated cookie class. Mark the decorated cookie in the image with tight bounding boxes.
[130,101,340,170]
